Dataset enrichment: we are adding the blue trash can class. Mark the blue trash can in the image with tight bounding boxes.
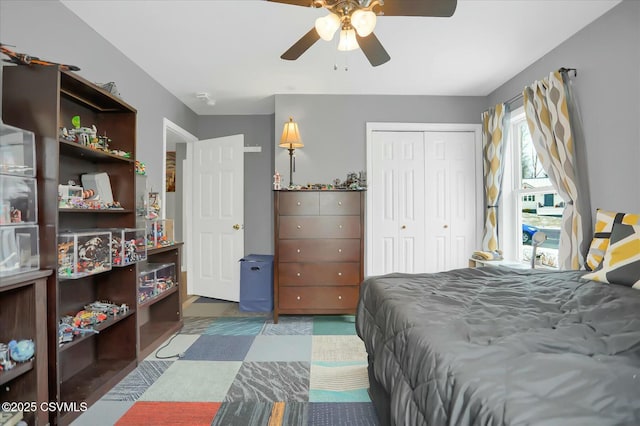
[239,254,274,312]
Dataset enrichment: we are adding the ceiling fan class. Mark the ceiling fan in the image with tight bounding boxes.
[268,0,458,67]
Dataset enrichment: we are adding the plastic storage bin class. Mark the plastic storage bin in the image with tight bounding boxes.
[0,175,37,225]
[57,230,112,279]
[0,122,36,177]
[146,219,174,248]
[0,224,39,277]
[138,262,176,304]
[110,228,147,266]
[239,254,274,312]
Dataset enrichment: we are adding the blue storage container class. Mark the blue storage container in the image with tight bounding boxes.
[239,254,274,312]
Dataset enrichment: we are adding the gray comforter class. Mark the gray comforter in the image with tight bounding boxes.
[356,267,640,426]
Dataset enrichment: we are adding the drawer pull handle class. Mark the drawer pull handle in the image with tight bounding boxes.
[338,296,342,300]
[297,272,301,277]
[338,201,343,206]
[338,225,343,229]
[297,249,301,253]
[297,201,301,206]
[297,296,301,300]
[338,248,342,253]
[297,225,302,229]
[338,272,342,276]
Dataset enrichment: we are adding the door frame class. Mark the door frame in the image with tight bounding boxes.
[365,122,483,276]
[162,118,197,275]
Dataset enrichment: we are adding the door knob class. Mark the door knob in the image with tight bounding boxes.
[233,224,241,230]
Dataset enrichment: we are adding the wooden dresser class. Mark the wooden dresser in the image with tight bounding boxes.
[273,190,365,322]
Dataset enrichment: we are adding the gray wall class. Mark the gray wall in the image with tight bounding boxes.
[274,94,487,185]
[488,0,640,215]
[197,115,275,255]
[0,0,198,195]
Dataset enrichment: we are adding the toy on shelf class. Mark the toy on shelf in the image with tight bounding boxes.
[84,301,129,316]
[58,177,123,210]
[57,302,129,345]
[0,339,34,372]
[8,339,35,362]
[0,342,15,371]
[1,175,37,224]
[138,263,176,304]
[273,171,282,190]
[110,228,147,266]
[58,318,98,345]
[135,160,146,175]
[146,191,161,220]
[1,43,80,71]
[57,231,112,279]
[146,219,174,248]
[58,115,131,158]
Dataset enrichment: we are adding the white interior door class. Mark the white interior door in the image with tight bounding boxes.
[186,135,244,301]
[369,131,425,275]
[424,131,477,272]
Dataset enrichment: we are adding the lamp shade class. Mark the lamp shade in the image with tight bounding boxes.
[337,29,359,52]
[351,9,376,37]
[315,13,341,41]
[279,117,304,148]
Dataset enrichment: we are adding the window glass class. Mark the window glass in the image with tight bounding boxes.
[511,112,560,268]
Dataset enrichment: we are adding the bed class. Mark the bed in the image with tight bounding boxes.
[355,267,640,426]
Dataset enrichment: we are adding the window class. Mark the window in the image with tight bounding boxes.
[500,107,560,268]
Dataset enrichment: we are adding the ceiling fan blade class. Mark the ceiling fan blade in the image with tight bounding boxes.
[379,0,457,17]
[356,32,390,67]
[281,28,321,60]
[267,0,315,7]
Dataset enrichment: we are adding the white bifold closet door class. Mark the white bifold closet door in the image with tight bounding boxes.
[368,130,478,276]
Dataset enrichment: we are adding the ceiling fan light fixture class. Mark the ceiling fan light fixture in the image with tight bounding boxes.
[315,13,341,41]
[337,28,359,51]
[351,9,376,37]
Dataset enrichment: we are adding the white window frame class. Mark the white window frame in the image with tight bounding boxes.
[499,106,556,264]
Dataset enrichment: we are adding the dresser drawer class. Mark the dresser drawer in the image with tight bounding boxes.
[320,192,361,215]
[279,239,360,262]
[279,262,361,286]
[278,191,319,216]
[279,216,360,239]
[279,286,359,310]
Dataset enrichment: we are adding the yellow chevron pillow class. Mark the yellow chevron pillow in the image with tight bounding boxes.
[585,209,640,271]
[583,223,640,289]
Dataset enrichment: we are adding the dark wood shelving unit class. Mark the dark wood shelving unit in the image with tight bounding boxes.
[3,67,139,426]
[0,269,51,426]
[58,311,136,353]
[138,243,183,361]
[58,358,135,425]
[138,284,178,309]
[59,140,134,163]
[59,208,134,214]
[0,360,34,386]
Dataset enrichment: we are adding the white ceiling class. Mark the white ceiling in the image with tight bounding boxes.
[60,0,620,115]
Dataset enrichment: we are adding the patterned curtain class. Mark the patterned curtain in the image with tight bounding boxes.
[523,70,590,270]
[481,103,509,251]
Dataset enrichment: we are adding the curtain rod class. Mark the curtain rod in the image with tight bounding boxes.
[504,67,578,105]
